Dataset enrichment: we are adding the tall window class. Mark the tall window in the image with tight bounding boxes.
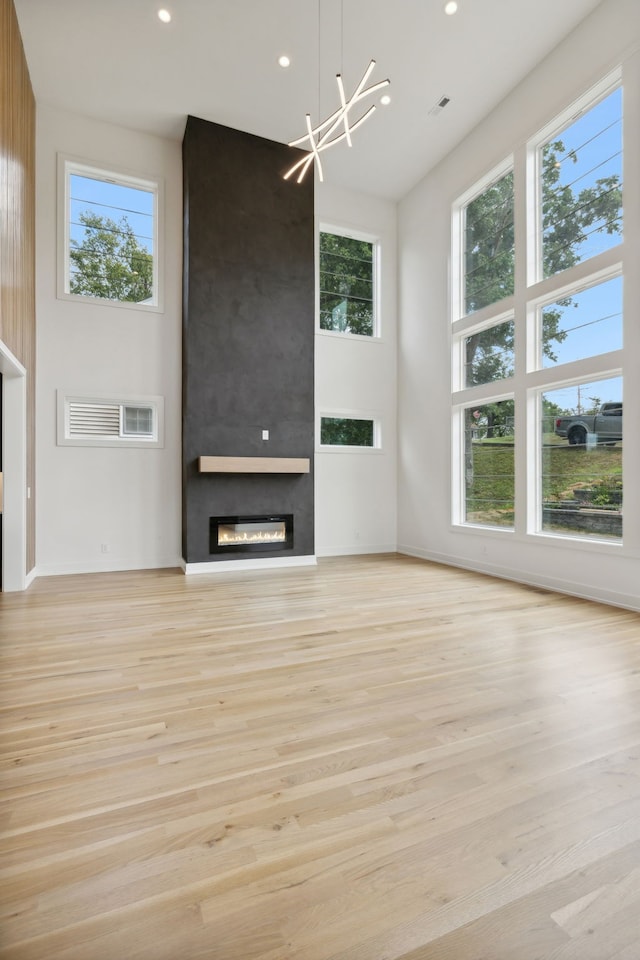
[541,378,622,540]
[452,72,623,544]
[463,170,514,315]
[59,157,160,309]
[454,162,516,530]
[463,400,515,527]
[540,87,623,279]
[319,230,376,336]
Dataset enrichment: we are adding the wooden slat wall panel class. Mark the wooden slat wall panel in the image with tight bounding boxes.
[0,0,36,573]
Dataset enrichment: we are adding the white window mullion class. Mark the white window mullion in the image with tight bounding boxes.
[620,51,640,555]
[513,141,529,538]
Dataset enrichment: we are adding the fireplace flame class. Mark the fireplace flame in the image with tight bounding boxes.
[219,528,286,545]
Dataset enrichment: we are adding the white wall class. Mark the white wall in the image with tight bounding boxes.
[315,183,397,556]
[35,106,182,574]
[397,0,640,611]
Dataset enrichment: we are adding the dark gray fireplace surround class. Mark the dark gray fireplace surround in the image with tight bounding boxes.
[182,116,315,565]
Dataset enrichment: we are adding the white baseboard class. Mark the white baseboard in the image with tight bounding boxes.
[34,556,182,577]
[315,543,396,558]
[397,543,640,613]
[182,554,318,575]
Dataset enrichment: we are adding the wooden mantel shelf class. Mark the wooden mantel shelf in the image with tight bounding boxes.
[198,456,310,474]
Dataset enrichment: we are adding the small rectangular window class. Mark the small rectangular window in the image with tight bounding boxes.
[320,416,377,448]
[59,157,160,309]
[57,392,164,448]
[540,87,622,279]
[541,377,622,540]
[462,170,514,315]
[319,231,376,336]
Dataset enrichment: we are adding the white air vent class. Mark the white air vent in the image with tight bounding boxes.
[68,401,120,438]
[428,95,451,117]
[57,391,164,448]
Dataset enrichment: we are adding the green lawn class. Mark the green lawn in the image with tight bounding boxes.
[466,441,622,526]
[541,443,622,501]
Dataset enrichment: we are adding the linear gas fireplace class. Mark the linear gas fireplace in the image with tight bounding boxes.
[209,515,294,555]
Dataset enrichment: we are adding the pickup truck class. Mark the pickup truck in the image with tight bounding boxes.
[554,402,623,445]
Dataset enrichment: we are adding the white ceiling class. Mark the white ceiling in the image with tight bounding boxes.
[15,0,604,200]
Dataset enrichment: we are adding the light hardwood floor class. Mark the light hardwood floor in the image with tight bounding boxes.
[1,555,640,960]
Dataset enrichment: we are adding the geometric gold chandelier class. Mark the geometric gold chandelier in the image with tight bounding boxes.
[284,59,390,184]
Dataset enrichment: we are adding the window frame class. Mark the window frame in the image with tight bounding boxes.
[530,265,623,374]
[451,392,515,529]
[533,374,623,541]
[452,156,514,323]
[317,223,381,340]
[455,308,516,392]
[57,154,163,312]
[529,71,623,289]
[316,410,383,453]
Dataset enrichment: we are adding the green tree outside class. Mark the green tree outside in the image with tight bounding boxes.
[69,211,153,303]
[321,417,374,446]
[319,232,374,336]
[464,140,622,392]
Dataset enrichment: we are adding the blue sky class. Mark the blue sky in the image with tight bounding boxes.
[544,375,622,412]
[542,274,622,368]
[540,86,623,405]
[544,86,622,263]
[70,175,154,254]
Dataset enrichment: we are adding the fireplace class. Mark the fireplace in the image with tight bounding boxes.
[209,515,294,554]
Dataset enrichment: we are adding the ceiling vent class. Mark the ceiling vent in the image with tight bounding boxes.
[428,95,451,117]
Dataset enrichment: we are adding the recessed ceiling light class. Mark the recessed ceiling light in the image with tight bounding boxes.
[157,8,171,23]
[380,94,391,106]
[444,1,458,14]
[278,55,291,68]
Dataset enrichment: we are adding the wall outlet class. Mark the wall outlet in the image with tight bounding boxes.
[262,429,269,441]
[100,543,109,554]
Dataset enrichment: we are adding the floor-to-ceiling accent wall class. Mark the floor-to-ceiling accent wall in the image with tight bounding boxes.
[0,0,35,576]
[182,117,315,565]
